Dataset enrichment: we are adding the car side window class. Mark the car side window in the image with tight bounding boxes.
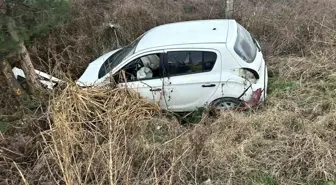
[167,51,217,76]
[113,53,162,83]
[203,51,217,72]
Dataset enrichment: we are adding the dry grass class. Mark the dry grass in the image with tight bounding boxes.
[1,80,336,184]
[235,0,336,56]
[1,0,336,184]
[29,0,225,79]
[1,85,187,185]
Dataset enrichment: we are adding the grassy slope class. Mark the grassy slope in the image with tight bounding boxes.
[0,0,336,184]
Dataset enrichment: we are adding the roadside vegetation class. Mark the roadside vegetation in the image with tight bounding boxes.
[0,0,336,184]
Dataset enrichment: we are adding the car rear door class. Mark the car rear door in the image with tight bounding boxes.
[162,49,222,112]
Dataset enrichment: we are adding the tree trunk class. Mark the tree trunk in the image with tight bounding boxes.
[18,42,41,91]
[7,17,41,92]
[0,0,30,102]
[225,0,234,19]
[0,60,28,99]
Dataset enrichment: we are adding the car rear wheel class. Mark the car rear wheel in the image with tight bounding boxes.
[210,97,244,111]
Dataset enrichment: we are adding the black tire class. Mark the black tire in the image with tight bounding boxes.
[210,97,244,111]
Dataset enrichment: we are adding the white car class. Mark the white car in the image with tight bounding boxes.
[14,19,268,112]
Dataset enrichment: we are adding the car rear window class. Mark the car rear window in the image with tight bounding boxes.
[234,24,257,63]
[167,51,217,76]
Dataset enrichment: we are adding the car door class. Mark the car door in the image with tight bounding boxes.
[115,50,167,108]
[163,49,222,112]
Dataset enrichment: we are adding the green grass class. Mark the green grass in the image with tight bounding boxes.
[0,122,9,133]
[268,77,298,94]
[252,173,278,185]
[251,173,336,185]
[178,108,205,125]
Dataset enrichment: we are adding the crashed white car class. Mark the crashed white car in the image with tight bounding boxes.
[14,19,268,111]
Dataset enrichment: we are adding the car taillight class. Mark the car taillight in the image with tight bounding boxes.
[232,68,258,84]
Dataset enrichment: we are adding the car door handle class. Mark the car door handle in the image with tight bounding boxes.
[150,88,161,92]
[202,84,216,88]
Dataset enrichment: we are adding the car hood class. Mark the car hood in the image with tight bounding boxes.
[76,49,121,87]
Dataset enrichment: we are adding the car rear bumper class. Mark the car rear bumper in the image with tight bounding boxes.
[240,61,268,110]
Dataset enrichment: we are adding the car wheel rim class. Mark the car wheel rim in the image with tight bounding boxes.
[217,101,237,110]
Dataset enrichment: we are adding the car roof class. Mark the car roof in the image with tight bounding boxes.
[135,19,237,53]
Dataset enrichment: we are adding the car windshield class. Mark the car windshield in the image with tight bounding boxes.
[98,34,144,79]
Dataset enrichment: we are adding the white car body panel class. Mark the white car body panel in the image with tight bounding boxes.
[135,20,230,53]
[13,19,268,112]
[119,79,166,108]
[12,67,63,89]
